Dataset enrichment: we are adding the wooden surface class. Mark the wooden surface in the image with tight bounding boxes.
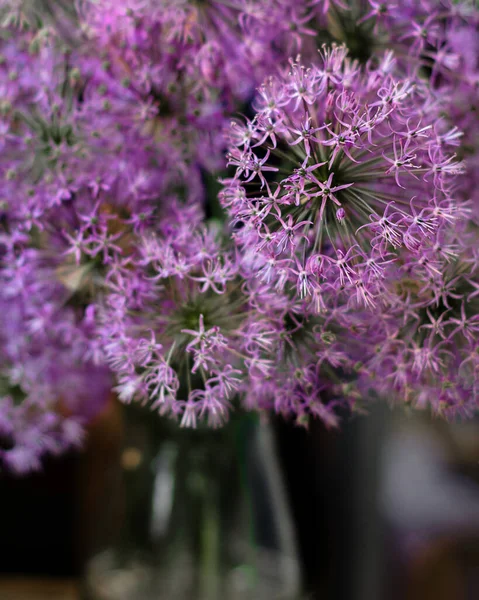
[0,578,80,599]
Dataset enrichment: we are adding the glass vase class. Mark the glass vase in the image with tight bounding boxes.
[83,404,301,600]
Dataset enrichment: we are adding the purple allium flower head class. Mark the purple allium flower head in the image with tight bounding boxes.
[0,239,112,474]
[97,201,352,429]
[219,42,479,420]
[221,45,466,312]
[75,0,293,171]
[98,204,250,427]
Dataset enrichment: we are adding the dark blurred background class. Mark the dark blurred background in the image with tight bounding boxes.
[1,398,478,600]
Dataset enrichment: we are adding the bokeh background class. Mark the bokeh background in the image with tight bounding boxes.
[1,404,478,599]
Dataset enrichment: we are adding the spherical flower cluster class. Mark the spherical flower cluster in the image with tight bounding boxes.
[76,0,299,171]
[0,236,111,474]
[0,20,199,232]
[98,204,251,428]
[0,10,199,471]
[98,203,356,429]
[220,43,479,419]
[222,45,466,312]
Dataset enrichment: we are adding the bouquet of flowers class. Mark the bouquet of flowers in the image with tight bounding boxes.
[0,0,478,474]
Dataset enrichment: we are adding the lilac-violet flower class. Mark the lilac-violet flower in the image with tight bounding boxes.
[221,45,466,314]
